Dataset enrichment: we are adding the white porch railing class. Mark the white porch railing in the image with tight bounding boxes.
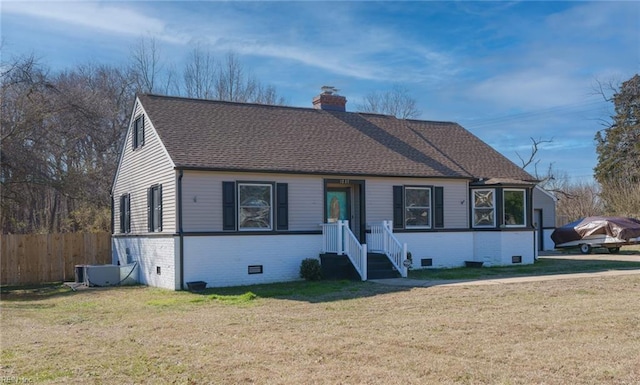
[321,220,367,281]
[368,221,408,278]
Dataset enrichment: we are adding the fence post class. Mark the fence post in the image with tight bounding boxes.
[337,221,344,255]
[402,242,408,278]
[361,243,367,281]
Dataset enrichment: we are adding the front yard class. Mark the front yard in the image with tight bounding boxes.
[2,264,640,384]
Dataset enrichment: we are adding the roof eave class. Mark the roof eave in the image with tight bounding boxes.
[174,165,476,180]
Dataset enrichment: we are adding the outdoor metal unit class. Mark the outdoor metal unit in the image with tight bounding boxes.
[84,265,120,287]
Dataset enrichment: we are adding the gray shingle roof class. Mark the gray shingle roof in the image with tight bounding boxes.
[137,94,535,182]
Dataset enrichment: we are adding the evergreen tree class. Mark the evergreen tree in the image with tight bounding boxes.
[594,74,640,184]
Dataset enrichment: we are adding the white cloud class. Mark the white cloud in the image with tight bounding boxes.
[468,70,590,110]
[204,30,456,83]
[2,1,189,44]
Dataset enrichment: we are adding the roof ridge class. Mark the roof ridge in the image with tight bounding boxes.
[137,93,333,114]
[138,93,459,125]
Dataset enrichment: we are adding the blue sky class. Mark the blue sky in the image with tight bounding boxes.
[2,1,639,183]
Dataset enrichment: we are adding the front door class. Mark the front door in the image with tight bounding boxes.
[325,180,365,242]
[326,188,350,223]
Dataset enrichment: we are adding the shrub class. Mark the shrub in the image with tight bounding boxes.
[300,258,322,281]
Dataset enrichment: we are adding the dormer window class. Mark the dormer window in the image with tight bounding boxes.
[132,115,145,149]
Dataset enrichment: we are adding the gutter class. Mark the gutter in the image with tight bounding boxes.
[110,193,114,235]
[178,169,185,290]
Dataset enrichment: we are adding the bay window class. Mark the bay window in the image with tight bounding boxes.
[472,189,495,228]
[503,189,526,227]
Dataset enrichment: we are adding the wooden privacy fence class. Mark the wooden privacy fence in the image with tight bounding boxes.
[1,232,112,286]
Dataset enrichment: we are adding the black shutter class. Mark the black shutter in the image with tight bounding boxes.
[119,195,125,233]
[140,116,145,146]
[434,186,444,228]
[125,194,131,233]
[393,186,404,229]
[132,121,137,149]
[157,185,162,231]
[276,183,289,231]
[222,182,236,231]
[147,187,153,232]
[132,116,145,149]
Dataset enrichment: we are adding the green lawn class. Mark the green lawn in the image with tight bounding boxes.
[3,275,640,384]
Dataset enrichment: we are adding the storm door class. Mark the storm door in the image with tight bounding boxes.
[325,180,365,242]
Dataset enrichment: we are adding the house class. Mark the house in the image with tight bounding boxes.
[112,89,541,290]
[533,185,557,252]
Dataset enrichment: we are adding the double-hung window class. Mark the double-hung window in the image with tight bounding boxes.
[147,185,162,232]
[503,189,526,227]
[119,193,131,233]
[223,181,288,232]
[393,185,443,230]
[238,183,272,231]
[472,189,495,227]
[132,115,145,149]
[405,187,432,229]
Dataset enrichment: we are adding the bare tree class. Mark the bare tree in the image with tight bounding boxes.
[129,36,164,93]
[183,45,217,99]
[554,178,604,225]
[215,52,254,102]
[1,55,134,233]
[356,84,421,119]
[516,136,554,179]
[213,52,285,104]
[254,83,286,105]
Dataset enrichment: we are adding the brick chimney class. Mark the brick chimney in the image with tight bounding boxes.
[313,86,347,112]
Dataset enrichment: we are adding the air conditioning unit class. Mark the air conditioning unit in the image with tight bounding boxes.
[84,264,120,287]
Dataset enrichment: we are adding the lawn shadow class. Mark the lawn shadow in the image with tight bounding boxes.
[0,282,141,303]
[195,279,413,304]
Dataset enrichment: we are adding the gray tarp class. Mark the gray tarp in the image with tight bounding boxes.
[551,216,640,246]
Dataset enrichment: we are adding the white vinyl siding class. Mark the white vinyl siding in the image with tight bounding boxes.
[182,171,323,232]
[181,172,471,232]
[112,99,176,234]
[366,177,469,229]
[533,186,556,228]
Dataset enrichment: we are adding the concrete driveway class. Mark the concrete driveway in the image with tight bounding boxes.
[539,249,640,262]
[370,250,640,288]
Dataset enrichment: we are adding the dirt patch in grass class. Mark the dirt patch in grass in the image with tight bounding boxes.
[2,276,640,384]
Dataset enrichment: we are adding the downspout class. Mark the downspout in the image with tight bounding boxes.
[530,187,538,261]
[110,193,114,235]
[110,193,115,265]
[178,169,185,290]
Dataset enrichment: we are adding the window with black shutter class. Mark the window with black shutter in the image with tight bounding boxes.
[434,186,444,228]
[394,185,439,230]
[147,184,162,232]
[222,182,236,231]
[132,115,145,149]
[119,193,131,233]
[392,186,404,229]
[276,183,289,230]
[222,181,288,232]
